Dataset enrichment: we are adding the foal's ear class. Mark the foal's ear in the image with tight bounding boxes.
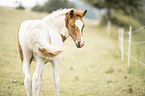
[83,10,87,16]
[70,10,74,18]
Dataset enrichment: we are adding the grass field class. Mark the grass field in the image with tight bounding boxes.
[0,7,144,96]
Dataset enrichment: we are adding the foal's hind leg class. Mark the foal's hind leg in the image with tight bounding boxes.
[51,55,61,96]
[23,49,33,96]
[32,56,45,96]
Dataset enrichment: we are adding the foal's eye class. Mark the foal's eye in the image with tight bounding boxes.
[71,25,74,28]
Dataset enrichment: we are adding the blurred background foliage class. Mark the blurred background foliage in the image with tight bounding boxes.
[16,3,25,10]
[32,0,74,13]
[83,0,145,28]
[16,0,145,29]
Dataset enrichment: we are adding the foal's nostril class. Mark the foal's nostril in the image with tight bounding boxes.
[78,41,81,48]
[82,43,84,47]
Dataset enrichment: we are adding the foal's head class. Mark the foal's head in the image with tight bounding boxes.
[65,9,87,48]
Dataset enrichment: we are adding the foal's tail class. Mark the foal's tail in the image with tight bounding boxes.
[39,47,63,57]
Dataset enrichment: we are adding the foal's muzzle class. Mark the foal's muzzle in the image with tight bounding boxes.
[76,41,84,48]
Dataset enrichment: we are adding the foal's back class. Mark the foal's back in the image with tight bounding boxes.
[18,19,63,61]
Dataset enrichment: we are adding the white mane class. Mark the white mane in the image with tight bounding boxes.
[42,8,73,23]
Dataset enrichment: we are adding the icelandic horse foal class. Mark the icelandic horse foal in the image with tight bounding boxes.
[18,9,87,96]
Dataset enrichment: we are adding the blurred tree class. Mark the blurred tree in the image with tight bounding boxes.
[16,3,25,10]
[137,0,145,25]
[138,11,145,25]
[83,0,144,20]
[32,4,44,12]
[32,0,74,13]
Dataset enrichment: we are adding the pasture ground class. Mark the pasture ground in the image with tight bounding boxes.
[0,7,144,96]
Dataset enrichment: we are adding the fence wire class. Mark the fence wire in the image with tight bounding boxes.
[132,26,145,33]
[124,51,145,66]
[131,41,145,44]
[123,26,145,34]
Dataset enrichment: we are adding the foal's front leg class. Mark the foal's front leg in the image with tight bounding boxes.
[23,49,33,96]
[51,55,61,96]
[32,57,45,96]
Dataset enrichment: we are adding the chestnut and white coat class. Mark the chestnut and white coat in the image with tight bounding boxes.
[18,9,87,96]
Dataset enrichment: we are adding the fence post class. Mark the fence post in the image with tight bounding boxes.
[121,28,124,61]
[118,28,121,49]
[118,28,124,61]
[107,20,111,38]
[128,26,132,66]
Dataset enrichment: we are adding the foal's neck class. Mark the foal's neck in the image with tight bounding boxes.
[43,15,69,41]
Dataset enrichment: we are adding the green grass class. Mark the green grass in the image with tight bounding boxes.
[0,7,144,96]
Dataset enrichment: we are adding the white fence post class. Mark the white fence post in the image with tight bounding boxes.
[107,20,111,38]
[128,26,132,67]
[122,28,124,61]
[118,28,121,48]
[118,28,124,61]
